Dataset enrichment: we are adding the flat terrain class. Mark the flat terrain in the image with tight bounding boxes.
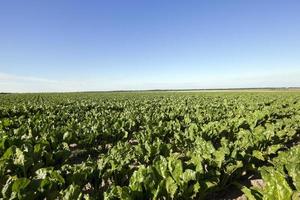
[0,92,300,199]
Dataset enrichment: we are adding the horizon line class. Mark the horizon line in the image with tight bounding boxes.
[1,86,300,94]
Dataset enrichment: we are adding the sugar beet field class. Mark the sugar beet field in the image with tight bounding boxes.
[0,92,300,200]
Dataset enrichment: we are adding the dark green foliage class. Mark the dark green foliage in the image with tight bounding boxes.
[0,92,300,199]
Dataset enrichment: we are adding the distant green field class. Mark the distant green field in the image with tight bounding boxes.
[1,92,300,199]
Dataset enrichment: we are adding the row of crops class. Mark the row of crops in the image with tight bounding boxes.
[0,92,300,199]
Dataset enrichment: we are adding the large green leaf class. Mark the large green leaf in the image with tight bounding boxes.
[11,178,32,200]
[165,176,177,199]
[286,163,300,191]
[260,167,293,200]
[167,154,183,184]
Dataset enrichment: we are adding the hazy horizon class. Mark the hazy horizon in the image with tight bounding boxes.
[1,1,300,92]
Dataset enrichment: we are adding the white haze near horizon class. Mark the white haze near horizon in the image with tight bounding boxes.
[1,70,299,93]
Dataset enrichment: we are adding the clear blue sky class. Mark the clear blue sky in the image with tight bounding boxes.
[0,0,300,92]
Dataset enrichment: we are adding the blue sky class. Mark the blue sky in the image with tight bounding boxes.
[0,0,300,92]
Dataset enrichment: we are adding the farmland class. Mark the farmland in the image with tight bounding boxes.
[0,92,300,199]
